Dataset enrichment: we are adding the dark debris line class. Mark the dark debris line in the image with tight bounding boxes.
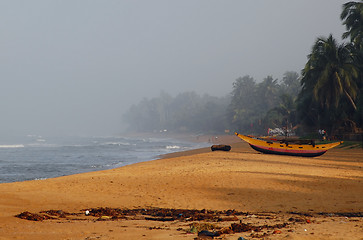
[15,207,248,222]
[84,207,248,221]
[14,207,363,238]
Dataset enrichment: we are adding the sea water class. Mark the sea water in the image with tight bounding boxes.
[0,135,209,183]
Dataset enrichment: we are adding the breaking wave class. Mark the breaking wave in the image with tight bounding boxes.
[0,144,25,148]
[166,145,181,149]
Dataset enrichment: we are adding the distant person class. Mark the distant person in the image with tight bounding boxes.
[322,130,327,140]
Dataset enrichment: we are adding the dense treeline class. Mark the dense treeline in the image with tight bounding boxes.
[123,1,363,138]
[123,91,231,133]
[123,72,300,135]
[228,72,300,135]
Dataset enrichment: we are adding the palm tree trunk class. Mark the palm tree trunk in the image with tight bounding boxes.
[344,90,357,110]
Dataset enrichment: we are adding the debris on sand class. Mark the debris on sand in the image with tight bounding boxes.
[15,208,362,238]
[15,211,50,221]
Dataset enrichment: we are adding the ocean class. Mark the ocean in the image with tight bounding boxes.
[0,135,209,183]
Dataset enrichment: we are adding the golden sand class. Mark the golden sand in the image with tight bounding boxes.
[0,136,362,239]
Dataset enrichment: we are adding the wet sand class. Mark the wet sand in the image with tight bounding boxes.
[0,135,362,239]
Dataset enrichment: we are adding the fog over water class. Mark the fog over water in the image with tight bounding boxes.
[1,0,347,138]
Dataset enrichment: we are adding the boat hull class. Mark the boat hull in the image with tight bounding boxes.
[249,144,326,157]
[235,132,342,157]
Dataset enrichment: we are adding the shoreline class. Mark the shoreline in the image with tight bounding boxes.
[0,133,224,184]
[0,135,362,239]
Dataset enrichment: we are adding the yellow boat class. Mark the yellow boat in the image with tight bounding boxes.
[235,132,342,157]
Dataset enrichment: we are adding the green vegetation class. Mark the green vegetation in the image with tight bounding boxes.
[123,1,363,140]
[228,73,300,134]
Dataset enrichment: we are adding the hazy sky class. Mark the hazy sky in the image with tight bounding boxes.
[0,0,348,137]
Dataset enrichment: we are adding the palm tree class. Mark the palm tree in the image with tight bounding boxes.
[281,71,301,97]
[265,94,297,135]
[341,1,363,131]
[301,35,359,111]
[341,1,363,48]
[228,76,257,132]
[256,76,280,111]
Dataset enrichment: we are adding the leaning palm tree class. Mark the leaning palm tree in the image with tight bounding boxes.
[341,1,363,48]
[301,35,359,111]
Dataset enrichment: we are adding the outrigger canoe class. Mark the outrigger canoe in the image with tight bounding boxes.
[235,132,342,157]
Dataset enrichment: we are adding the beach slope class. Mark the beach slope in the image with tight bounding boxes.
[0,141,362,239]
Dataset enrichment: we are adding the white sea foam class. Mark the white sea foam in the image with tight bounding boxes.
[166,145,180,149]
[102,141,131,146]
[34,178,47,181]
[27,143,57,148]
[0,144,25,148]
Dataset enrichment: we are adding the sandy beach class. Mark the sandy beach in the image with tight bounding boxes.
[0,135,362,239]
